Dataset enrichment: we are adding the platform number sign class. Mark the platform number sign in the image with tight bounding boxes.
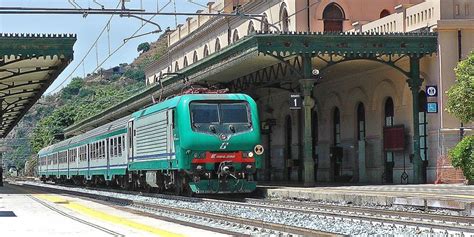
[426,85,437,97]
[289,94,302,110]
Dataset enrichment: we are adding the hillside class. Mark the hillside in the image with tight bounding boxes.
[2,34,168,173]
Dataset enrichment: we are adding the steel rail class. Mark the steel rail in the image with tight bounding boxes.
[13,182,338,237]
[20,179,474,235]
[243,198,474,225]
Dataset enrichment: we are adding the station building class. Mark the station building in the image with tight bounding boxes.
[67,0,473,185]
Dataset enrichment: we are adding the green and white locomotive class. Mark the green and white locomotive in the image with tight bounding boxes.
[38,93,263,195]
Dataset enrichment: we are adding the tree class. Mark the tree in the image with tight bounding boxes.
[446,51,474,183]
[446,51,474,123]
[137,42,151,54]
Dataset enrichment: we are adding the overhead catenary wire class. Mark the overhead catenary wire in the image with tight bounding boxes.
[48,1,122,94]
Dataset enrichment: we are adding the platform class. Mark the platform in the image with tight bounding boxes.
[258,183,474,216]
[0,183,228,236]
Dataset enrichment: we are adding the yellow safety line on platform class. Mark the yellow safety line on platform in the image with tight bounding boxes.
[34,194,183,237]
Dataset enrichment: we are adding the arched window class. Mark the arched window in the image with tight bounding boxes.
[232,29,239,43]
[380,9,390,18]
[261,13,270,32]
[247,20,256,35]
[384,98,394,126]
[357,103,365,140]
[193,51,198,63]
[333,107,341,146]
[203,45,209,57]
[384,97,394,183]
[215,38,221,52]
[183,56,188,68]
[174,61,179,72]
[279,3,289,32]
[323,3,345,32]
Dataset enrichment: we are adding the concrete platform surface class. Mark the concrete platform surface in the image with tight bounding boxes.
[258,183,474,216]
[0,183,228,236]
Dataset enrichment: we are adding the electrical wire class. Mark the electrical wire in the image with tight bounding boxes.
[48,0,122,94]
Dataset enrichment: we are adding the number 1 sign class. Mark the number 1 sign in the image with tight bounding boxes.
[289,94,302,110]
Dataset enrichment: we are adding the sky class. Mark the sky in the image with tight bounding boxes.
[0,0,209,94]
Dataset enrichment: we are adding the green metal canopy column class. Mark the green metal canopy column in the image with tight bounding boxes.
[407,56,423,184]
[300,54,316,186]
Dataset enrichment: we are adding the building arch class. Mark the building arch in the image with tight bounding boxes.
[215,38,221,52]
[193,51,198,63]
[261,13,270,32]
[323,3,345,32]
[279,3,289,32]
[232,29,240,43]
[174,61,179,72]
[183,56,188,68]
[203,44,209,57]
[247,20,256,35]
[371,79,401,113]
[380,9,390,18]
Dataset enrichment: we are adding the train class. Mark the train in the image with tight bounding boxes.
[38,93,263,195]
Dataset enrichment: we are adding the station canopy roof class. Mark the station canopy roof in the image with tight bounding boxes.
[0,33,76,137]
[65,31,437,136]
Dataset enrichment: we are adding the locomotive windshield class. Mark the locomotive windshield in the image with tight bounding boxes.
[190,101,251,133]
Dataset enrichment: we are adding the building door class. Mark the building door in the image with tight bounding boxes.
[332,108,342,180]
[357,103,367,182]
[323,3,345,32]
[384,98,394,183]
[312,111,319,182]
[419,92,428,183]
[285,115,292,181]
[127,120,135,162]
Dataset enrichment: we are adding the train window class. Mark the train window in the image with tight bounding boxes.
[114,137,118,156]
[111,139,114,157]
[118,137,122,156]
[122,135,125,152]
[102,141,105,159]
[190,103,219,124]
[220,103,249,124]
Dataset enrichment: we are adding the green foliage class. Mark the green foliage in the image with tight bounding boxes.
[137,42,150,53]
[449,135,474,182]
[123,67,145,82]
[60,77,84,101]
[446,51,474,123]
[31,106,76,153]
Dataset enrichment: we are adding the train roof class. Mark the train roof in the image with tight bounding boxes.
[39,93,253,156]
[38,115,131,156]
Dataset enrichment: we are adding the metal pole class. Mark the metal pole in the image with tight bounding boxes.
[300,54,316,186]
[408,56,423,184]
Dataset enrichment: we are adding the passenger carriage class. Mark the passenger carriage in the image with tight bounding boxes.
[38,93,263,195]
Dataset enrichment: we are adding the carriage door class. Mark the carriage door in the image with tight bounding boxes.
[106,138,110,180]
[127,120,135,162]
[167,110,176,166]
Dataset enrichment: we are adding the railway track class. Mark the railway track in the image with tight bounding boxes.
[10,181,337,237]
[13,180,474,236]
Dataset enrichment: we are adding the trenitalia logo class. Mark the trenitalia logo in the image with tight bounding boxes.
[210,153,236,159]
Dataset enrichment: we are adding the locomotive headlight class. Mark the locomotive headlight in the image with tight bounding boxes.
[193,153,199,158]
[248,152,254,158]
